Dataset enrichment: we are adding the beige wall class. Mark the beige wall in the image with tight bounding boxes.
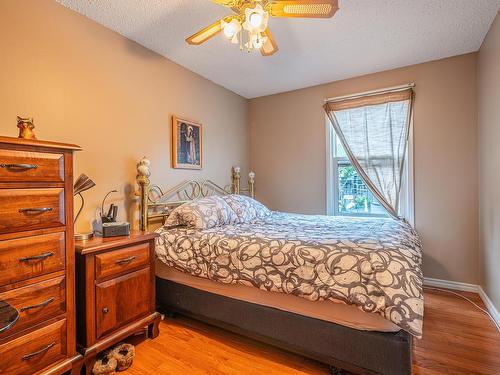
[0,0,488,287]
[0,0,249,233]
[249,54,479,284]
[478,11,500,310]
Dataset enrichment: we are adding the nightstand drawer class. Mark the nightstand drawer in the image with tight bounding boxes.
[0,149,64,183]
[0,276,66,339]
[0,188,65,234]
[0,319,67,375]
[95,243,150,281]
[0,232,65,286]
[95,267,151,338]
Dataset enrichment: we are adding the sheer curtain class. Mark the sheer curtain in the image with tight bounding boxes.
[324,88,414,219]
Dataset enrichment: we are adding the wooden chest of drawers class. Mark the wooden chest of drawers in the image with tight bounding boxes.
[75,232,160,375]
[0,136,82,375]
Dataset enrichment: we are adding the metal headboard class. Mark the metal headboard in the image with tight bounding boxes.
[135,157,255,231]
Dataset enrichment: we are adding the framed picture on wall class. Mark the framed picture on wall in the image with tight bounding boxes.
[171,116,203,169]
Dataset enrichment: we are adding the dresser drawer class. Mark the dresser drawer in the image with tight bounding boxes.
[95,243,150,281]
[0,232,65,286]
[96,267,151,338]
[0,276,66,339]
[0,318,67,375]
[0,149,64,182]
[0,188,65,234]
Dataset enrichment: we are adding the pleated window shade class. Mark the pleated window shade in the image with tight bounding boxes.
[326,88,413,111]
[324,88,414,219]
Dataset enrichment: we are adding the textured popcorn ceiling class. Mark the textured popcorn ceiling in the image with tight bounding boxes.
[57,0,500,98]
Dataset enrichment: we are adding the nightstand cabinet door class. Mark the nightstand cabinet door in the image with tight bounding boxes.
[95,267,151,339]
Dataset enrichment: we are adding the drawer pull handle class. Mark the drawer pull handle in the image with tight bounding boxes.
[0,163,38,171]
[19,252,54,262]
[19,207,53,214]
[115,256,136,265]
[102,307,109,314]
[20,297,55,312]
[22,342,56,360]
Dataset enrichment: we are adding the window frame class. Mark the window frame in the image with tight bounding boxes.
[325,115,415,224]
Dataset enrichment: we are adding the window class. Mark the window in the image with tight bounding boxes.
[326,118,414,222]
[331,134,388,217]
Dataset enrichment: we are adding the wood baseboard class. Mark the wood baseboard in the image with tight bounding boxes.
[478,286,500,331]
[423,277,479,292]
[423,277,500,331]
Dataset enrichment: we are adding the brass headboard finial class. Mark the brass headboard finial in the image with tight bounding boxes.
[248,171,255,199]
[231,166,255,199]
[136,157,151,231]
[231,166,241,194]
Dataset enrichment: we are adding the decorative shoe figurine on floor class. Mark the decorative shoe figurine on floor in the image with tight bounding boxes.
[92,343,135,374]
[92,354,117,375]
[111,343,135,371]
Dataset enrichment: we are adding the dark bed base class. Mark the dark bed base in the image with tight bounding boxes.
[156,277,412,375]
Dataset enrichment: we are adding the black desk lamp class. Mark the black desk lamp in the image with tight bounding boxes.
[74,174,96,240]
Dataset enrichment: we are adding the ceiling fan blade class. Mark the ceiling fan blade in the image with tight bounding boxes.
[267,0,339,18]
[260,29,278,56]
[186,19,225,45]
[211,0,238,7]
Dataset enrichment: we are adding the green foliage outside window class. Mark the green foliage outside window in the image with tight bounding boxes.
[338,165,372,213]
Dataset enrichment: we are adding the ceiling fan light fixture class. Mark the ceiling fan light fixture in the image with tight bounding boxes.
[187,0,338,56]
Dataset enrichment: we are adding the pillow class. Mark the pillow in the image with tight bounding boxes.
[221,194,271,223]
[163,196,239,229]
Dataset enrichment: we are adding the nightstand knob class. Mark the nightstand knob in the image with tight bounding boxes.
[102,307,109,314]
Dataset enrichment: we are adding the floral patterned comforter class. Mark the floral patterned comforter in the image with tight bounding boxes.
[155,212,423,337]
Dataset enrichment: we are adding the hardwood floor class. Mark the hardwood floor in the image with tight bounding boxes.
[123,288,500,374]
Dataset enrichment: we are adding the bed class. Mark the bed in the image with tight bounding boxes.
[135,158,423,375]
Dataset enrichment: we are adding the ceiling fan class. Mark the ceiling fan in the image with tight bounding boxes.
[186,0,339,56]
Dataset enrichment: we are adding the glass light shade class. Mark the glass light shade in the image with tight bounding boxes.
[249,12,263,28]
[243,4,269,33]
[222,19,241,39]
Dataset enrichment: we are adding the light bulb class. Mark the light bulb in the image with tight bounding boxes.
[249,12,263,28]
[243,4,268,33]
[224,23,237,38]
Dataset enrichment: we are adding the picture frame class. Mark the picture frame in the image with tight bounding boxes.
[171,116,203,170]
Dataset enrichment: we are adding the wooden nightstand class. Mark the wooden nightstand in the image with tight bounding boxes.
[75,232,161,374]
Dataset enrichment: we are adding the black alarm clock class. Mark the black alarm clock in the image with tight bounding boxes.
[102,222,130,238]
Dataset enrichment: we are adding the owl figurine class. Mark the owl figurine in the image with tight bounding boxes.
[17,116,37,139]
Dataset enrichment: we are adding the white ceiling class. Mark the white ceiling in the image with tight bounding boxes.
[57,0,500,99]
